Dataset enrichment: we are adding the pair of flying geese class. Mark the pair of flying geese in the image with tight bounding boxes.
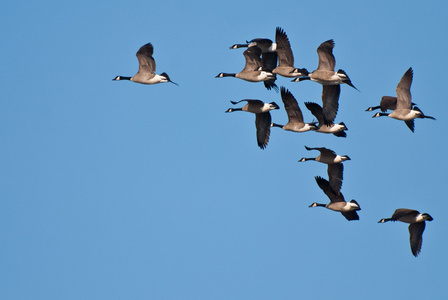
[112,31,434,257]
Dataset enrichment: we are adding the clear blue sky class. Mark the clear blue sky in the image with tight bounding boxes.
[1,1,447,299]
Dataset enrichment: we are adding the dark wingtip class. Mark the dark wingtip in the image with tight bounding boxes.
[264,81,279,93]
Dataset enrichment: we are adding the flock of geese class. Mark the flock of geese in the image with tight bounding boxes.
[113,27,435,257]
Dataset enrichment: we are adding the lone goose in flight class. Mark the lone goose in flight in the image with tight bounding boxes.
[378,208,433,257]
[366,96,416,112]
[304,85,347,137]
[292,39,358,91]
[299,146,350,164]
[372,68,435,132]
[309,163,360,221]
[113,43,177,85]
[225,100,280,149]
[271,87,317,132]
[271,27,308,78]
[216,46,278,91]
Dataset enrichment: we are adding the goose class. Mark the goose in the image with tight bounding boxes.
[230,38,276,51]
[230,37,277,72]
[372,68,435,132]
[216,46,278,91]
[271,87,317,132]
[299,146,350,164]
[225,100,280,149]
[378,208,433,257]
[366,96,417,112]
[366,96,397,112]
[113,43,177,85]
[304,100,347,137]
[271,27,308,78]
[309,164,360,221]
[292,39,358,91]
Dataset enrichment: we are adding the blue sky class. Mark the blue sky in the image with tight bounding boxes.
[1,0,447,299]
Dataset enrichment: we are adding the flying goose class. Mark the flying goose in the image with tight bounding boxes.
[225,100,280,149]
[292,39,358,91]
[366,96,417,112]
[271,27,308,78]
[372,68,435,132]
[271,87,317,132]
[216,46,278,91]
[299,146,350,164]
[378,208,433,257]
[304,99,347,137]
[230,37,277,72]
[113,43,177,85]
[309,163,360,221]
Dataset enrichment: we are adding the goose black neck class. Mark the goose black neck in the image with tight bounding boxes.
[366,106,381,112]
[114,76,131,81]
[378,218,393,223]
[301,157,314,161]
[271,123,284,128]
[220,73,236,78]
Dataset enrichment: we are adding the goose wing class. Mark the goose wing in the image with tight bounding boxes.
[341,211,360,221]
[391,208,419,221]
[136,43,156,75]
[230,99,263,106]
[405,119,415,132]
[395,67,413,110]
[242,46,262,71]
[275,27,294,67]
[280,87,304,123]
[409,222,425,257]
[322,85,341,125]
[328,163,344,194]
[304,102,324,125]
[315,176,345,203]
[305,146,337,159]
[255,112,272,149]
[380,96,398,112]
[262,52,278,72]
[316,39,335,71]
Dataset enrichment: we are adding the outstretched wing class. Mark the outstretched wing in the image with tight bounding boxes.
[275,27,294,67]
[391,208,419,221]
[409,222,425,257]
[136,43,156,74]
[316,39,335,71]
[280,87,304,123]
[322,85,341,125]
[396,67,413,110]
[341,211,359,221]
[242,47,262,71]
[304,102,324,125]
[327,163,343,194]
[255,112,272,149]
